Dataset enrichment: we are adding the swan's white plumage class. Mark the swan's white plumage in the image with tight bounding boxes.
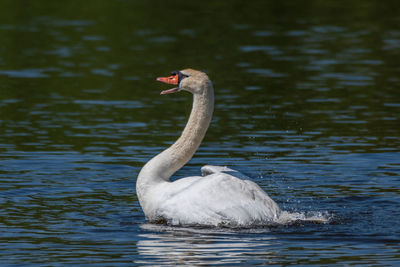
[136,69,282,227]
[154,166,281,226]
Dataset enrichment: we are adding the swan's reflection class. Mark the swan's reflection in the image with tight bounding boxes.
[135,223,279,265]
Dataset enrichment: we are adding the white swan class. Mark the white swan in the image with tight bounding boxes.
[136,68,281,227]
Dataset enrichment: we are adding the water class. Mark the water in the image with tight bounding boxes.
[1,0,399,265]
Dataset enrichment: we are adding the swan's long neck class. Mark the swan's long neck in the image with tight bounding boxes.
[136,80,214,202]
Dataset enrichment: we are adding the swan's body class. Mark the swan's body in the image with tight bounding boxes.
[136,69,281,227]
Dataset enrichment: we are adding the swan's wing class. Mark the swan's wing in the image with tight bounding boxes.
[201,165,250,180]
[158,172,280,226]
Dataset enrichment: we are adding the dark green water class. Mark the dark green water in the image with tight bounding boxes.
[1,0,399,265]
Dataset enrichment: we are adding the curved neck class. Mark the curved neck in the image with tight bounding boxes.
[137,81,214,190]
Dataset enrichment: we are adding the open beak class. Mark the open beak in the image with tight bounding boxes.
[157,74,180,95]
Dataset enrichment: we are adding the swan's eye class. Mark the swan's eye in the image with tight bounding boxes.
[177,72,189,84]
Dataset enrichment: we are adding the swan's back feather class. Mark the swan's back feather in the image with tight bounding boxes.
[201,165,251,180]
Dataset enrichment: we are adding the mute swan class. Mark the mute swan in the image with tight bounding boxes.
[136,68,281,227]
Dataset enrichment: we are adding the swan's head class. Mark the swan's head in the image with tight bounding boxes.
[156,68,210,95]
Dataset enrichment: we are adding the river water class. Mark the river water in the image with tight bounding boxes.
[1,0,399,265]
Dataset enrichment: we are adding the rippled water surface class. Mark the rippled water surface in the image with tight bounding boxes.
[1,0,400,265]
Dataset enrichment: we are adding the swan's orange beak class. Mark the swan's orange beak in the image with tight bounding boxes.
[157,74,180,95]
[157,74,178,85]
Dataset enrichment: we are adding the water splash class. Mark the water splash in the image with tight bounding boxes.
[138,210,334,231]
[277,210,333,225]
